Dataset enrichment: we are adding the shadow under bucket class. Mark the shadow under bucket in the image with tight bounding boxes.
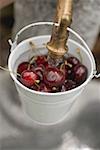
[8,22,98,125]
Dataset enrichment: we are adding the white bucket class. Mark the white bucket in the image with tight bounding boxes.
[8,22,99,125]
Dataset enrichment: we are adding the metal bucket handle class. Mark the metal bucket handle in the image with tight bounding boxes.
[8,22,100,78]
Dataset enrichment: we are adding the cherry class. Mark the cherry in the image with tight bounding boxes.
[20,70,39,87]
[36,56,48,66]
[61,80,76,92]
[67,56,80,67]
[65,80,76,90]
[37,64,45,70]
[34,67,44,80]
[38,83,51,92]
[73,64,88,84]
[44,67,65,87]
[17,54,88,93]
[61,85,66,92]
[17,62,29,74]
[52,87,60,93]
[65,65,72,79]
[30,84,39,91]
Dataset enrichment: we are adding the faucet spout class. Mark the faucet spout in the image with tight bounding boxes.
[46,0,73,59]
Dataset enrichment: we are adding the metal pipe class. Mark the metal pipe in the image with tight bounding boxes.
[46,0,73,59]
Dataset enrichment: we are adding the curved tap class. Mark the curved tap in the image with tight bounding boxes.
[47,0,73,59]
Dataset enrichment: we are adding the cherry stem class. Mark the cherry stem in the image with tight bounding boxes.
[28,41,46,65]
[27,41,46,58]
[60,63,65,71]
[29,41,46,51]
[28,41,39,65]
[35,82,40,88]
[76,48,82,63]
[67,63,72,68]
[29,56,37,65]
[35,80,40,84]
[29,41,42,56]
[0,66,21,77]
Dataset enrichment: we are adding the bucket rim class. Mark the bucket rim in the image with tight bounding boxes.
[8,36,94,96]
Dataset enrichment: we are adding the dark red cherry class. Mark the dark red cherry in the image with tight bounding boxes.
[37,64,45,70]
[38,83,51,92]
[30,84,38,91]
[65,65,72,79]
[73,64,88,84]
[34,67,44,80]
[61,85,66,92]
[61,80,76,91]
[52,87,60,93]
[67,56,80,67]
[17,62,29,74]
[17,54,88,93]
[36,56,47,65]
[65,80,76,90]
[21,70,39,87]
[44,67,65,87]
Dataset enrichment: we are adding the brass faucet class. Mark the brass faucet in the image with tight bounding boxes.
[46,0,73,59]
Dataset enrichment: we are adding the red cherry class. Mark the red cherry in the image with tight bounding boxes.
[44,67,65,87]
[61,80,76,92]
[30,84,39,91]
[61,85,66,92]
[67,56,80,67]
[65,80,76,90]
[37,64,45,70]
[17,54,88,93]
[38,83,51,92]
[34,67,44,80]
[65,65,74,80]
[17,62,29,74]
[20,70,39,87]
[52,87,60,93]
[36,56,47,65]
[73,64,88,84]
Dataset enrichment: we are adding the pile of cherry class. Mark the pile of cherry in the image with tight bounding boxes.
[17,55,88,93]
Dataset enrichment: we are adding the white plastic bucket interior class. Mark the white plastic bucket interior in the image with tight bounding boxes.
[8,35,95,124]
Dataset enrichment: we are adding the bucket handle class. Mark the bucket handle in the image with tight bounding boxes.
[8,22,100,78]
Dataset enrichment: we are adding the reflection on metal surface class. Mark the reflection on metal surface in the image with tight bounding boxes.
[47,0,73,59]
